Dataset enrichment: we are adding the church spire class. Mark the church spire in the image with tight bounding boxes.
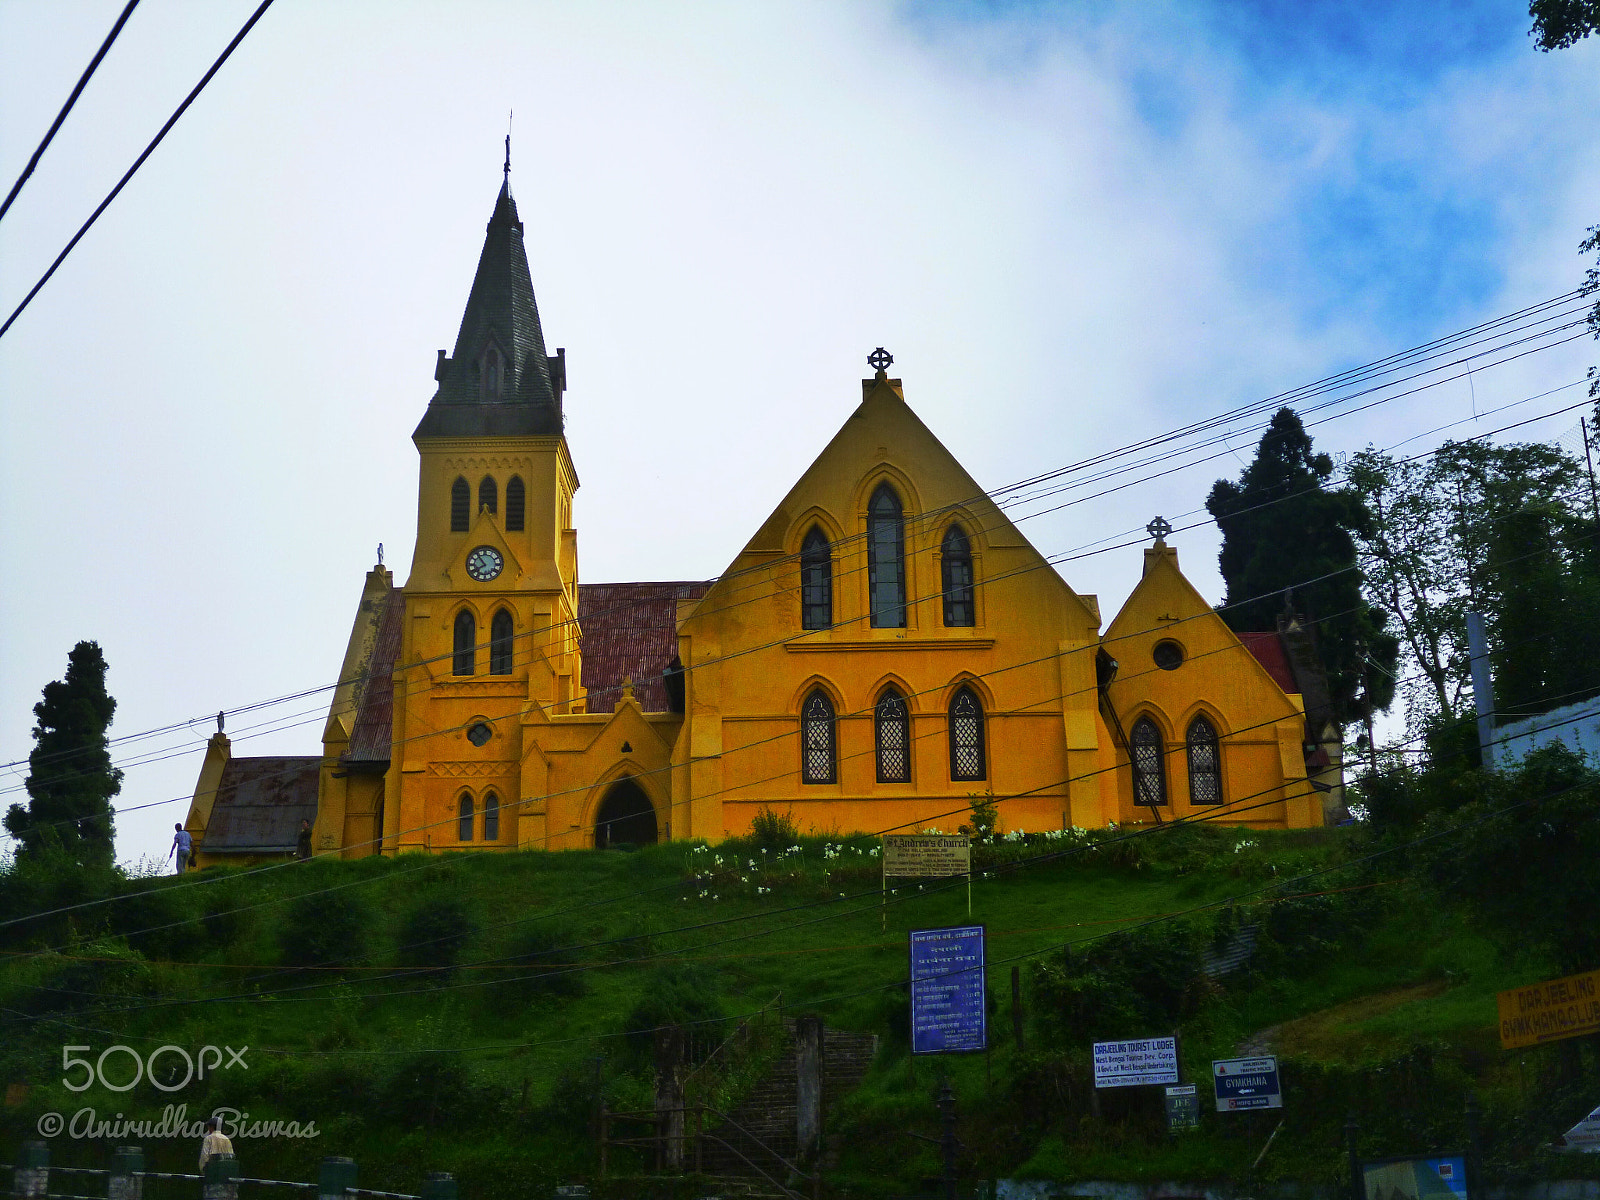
[414,168,566,439]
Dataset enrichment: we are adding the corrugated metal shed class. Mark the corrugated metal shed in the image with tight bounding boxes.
[578,581,710,714]
[204,757,320,853]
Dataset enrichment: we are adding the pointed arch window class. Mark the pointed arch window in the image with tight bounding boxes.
[1130,716,1167,807]
[875,687,911,783]
[482,790,500,841]
[801,690,836,784]
[479,475,498,516]
[490,609,514,675]
[800,526,832,630]
[482,344,505,399]
[949,687,986,781]
[868,484,906,628]
[458,793,475,841]
[1186,715,1222,806]
[941,524,974,627]
[506,476,525,532]
[453,610,476,676]
[451,477,470,532]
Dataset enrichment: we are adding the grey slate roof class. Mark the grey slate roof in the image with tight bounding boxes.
[414,178,565,439]
[203,757,320,853]
[344,588,405,766]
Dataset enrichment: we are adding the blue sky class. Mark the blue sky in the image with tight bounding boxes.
[1,0,1596,860]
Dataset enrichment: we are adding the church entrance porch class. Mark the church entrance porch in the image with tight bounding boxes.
[595,779,657,848]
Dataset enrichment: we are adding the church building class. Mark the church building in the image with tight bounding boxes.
[183,173,1342,865]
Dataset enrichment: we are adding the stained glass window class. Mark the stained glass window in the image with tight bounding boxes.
[453,611,476,676]
[868,485,906,628]
[802,690,836,784]
[1130,716,1167,806]
[949,687,986,781]
[801,527,832,630]
[1186,715,1222,805]
[876,688,910,783]
[941,525,974,627]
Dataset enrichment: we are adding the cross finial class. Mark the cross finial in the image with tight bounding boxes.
[621,675,635,703]
[1146,515,1172,543]
[867,347,893,374]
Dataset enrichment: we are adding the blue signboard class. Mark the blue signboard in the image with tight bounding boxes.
[1361,1155,1468,1200]
[909,925,987,1054]
[1212,1055,1283,1111]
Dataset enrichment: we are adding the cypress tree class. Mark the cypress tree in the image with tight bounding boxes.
[1206,408,1398,728]
[4,641,122,867]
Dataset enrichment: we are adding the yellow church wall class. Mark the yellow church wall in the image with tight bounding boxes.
[1101,542,1318,829]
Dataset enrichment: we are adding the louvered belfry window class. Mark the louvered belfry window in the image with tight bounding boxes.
[1186,715,1222,805]
[949,687,986,781]
[479,475,498,515]
[801,690,836,784]
[453,610,476,676]
[801,527,832,630]
[482,791,500,841]
[941,525,974,627]
[451,477,470,532]
[506,476,525,531]
[868,484,907,628]
[1130,716,1167,806]
[490,609,514,675]
[458,793,475,841]
[876,688,911,783]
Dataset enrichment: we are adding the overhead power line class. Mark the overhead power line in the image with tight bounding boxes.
[0,0,276,341]
[0,0,141,225]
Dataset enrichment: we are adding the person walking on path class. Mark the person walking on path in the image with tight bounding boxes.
[198,1115,233,1172]
[296,818,313,861]
[168,823,193,874]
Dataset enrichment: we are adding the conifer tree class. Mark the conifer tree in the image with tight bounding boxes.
[1206,408,1398,729]
[4,641,122,867]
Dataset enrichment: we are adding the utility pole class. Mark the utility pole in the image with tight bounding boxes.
[1582,418,1600,526]
[938,1073,959,1200]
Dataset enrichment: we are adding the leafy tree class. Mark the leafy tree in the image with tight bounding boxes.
[396,895,478,979]
[1205,408,1398,728]
[1529,0,1600,50]
[1350,439,1600,735]
[3,641,121,868]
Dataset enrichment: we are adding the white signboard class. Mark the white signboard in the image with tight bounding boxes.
[1556,1103,1600,1153]
[1092,1036,1179,1088]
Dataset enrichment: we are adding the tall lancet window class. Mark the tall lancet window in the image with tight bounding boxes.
[801,527,833,630]
[453,610,476,676]
[458,793,475,842]
[1130,716,1167,807]
[875,687,911,783]
[801,690,836,784]
[451,477,470,532]
[867,484,906,628]
[506,476,525,532]
[1186,715,1222,806]
[949,687,986,781]
[479,475,498,515]
[490,609,514,675]
[482,791,500,841]
[941,525,974,627]
[482,344,505,398]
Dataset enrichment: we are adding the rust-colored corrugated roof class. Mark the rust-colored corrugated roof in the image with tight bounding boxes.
[1238,631,1298,695]
[345,589,405,763]
[204,757,320,852]
[578,581,711,714]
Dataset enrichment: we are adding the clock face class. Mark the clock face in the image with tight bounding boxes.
[465,545,503,582]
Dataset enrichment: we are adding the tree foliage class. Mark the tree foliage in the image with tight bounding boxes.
[1529,0,1600,50]
[1206,408,1398,728]
[3,641,121,869]
[1348,439,1600,734]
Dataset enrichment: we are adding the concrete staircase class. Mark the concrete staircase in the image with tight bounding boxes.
[698,1020,878,1184]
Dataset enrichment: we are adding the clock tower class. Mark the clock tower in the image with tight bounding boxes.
[387,170,583,853]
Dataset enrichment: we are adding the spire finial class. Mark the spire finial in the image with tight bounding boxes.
[867,347,893,377]
[1146,515,1172,544]
[504,110,512,179]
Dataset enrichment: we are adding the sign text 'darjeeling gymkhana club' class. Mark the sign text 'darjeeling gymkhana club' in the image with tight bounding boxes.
[1498,968,1600,1050]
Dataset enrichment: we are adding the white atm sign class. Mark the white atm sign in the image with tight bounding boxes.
[1212,1055,1283,1111]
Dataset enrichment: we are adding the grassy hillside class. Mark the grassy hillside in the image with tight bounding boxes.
[1,821,1594,1197]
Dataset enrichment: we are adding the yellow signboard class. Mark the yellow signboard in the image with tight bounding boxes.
[1497,968,1600,1050]
[882,834,971,878]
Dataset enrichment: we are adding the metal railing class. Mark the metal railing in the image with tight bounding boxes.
[598,1103,815,1200]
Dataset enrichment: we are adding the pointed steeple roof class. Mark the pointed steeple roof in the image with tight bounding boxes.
[414,176,566,439]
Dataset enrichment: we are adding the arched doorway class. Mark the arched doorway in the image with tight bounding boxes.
[595,778,657,848]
